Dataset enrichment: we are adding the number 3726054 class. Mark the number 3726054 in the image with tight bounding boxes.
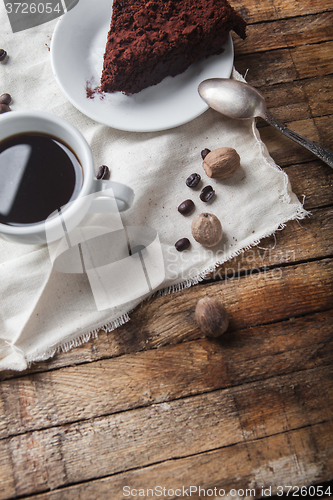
[5,3,62,14]
[277,485,331,496]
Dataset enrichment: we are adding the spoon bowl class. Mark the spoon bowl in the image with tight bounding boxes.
[198,78,333,169]
[198,78,267,120]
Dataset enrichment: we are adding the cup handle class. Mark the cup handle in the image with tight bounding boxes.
[90,179,134,213]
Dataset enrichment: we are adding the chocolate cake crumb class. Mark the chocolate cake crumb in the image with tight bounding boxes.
[86,82,96,99]
[86,81,104,99]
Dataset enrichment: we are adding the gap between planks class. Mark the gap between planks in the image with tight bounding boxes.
[1,256,332,381]
[1,310,332,439]
[1,385,332,499]
[7,424,333,500]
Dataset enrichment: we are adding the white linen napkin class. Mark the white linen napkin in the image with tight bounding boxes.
[0,10,308,370]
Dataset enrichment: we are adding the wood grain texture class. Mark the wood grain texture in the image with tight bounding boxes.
[254,75,333,123]
[1,1,333,499]
[1,309,332,439]
[122,259,333,348]
[1,366,332,499]
[231,0,333,23]
[234,42,333,88]
[233,12,333,54]
[12,423,333,500]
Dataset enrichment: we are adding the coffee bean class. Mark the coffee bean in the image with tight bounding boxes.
[186,173,201,188]
[0,49,7,61]
[178,199,195,215]
[96,165,110,180]
[0,104,11,114]
[200,185,215,202]
[175,238,190,252]
[0,93,11,105]
[201,148,211,160]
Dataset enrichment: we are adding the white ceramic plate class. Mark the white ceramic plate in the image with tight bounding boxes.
[50,0,234,132]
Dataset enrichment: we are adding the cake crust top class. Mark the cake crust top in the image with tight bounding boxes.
[103,0,246,70]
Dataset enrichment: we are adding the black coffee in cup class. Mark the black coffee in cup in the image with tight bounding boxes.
[0,132,83,225]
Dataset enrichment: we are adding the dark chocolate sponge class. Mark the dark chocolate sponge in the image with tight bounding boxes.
[101,0,246,95]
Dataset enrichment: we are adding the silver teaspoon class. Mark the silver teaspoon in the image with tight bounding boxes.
[198,78,333,169]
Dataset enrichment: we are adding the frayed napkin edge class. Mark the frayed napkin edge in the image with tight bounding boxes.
[6,199,309,372]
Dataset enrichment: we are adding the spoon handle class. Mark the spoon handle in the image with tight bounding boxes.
[264,111,333,169]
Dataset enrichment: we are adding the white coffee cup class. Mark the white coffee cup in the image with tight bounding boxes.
[0,110,134,245]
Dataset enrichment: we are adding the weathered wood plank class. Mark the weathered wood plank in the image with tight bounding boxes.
[13,422,333,500]
[291,41,333,80]
[290,41,333,79]
[233,13,333,55]
[315,115,333,152]
[231,0,276,23]
[259,81,312,123]
[256,75,333,124]
[0,442,16,500]
[221,311,333,385]
[273,0,333,19]
[287,163,333,209]
[1,308,332,440]
[302,75,333,117]
[0,341,232,439]
[231,0,333,23]
[127,259,333,348]
[234,41,333,88]
[1,366,332,499]
[234,48,297,87]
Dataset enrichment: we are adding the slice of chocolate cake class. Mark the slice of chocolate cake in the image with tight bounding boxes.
[101,0,246,95]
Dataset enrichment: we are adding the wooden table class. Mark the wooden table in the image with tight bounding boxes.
[1,1,333,499]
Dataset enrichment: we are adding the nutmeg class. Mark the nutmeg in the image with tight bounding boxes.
[202,147,240,179]
[191,213,222,247]
[195,297,229,337]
